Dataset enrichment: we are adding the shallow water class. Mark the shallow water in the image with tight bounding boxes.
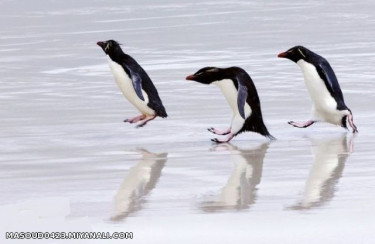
[1,0,375,243]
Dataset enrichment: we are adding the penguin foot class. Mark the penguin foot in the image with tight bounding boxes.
[207,127,231,135]
[211,133,234,143]
[347,114,358,133]
[288,120,315,128]
[211,138,228,143]
[124,115,146,124]
[136,115,156,128]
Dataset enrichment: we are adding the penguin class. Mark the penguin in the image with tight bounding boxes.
[97,40,167,127]
[278,46,358,133]
[186,67,275,143]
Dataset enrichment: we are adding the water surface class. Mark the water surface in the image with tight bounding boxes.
[1,0,375,243]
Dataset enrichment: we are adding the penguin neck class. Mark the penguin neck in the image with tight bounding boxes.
[296,59,314,75]
[107,49,126,63]
[214,72,238,84]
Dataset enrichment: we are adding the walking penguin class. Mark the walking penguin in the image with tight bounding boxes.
[186,67,274,143]
[97,40,167,127]
[278,46,358,133]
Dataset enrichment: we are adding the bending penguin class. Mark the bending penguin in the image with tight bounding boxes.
[97,40,167,127]
[278,46,358,133]
[186,67,274,143]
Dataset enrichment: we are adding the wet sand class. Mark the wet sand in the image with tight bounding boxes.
[1,0,375,243]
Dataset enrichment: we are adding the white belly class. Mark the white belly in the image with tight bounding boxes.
[107,56,154,115]
[214,79,252,134]
[214,79,251,117]
[297,60,346,124]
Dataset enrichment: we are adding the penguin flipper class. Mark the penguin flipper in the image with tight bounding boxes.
[134,69,168,118]
[237,84,248,120]
[129,70,145,101]
[316,63,346,109]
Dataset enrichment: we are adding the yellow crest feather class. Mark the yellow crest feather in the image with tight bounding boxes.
[298,48,306,58]
[104,42,110,51]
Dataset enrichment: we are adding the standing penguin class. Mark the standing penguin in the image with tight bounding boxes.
[97,40,167,127]
[278,46,358,133]
[186,67,274,143]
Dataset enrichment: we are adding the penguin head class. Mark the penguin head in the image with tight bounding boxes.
[97,40,122,56]
[278,46,309,63]
[185,67,223,84]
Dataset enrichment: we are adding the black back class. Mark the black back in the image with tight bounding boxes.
[98,40,167,117]
[311,55,347,111]
[228,68,271,137]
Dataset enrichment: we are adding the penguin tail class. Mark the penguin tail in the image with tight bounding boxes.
[157,109,168,118]
[245,114,275,140]
[149,101,168,118]
[266,134,276,141]
[259,127,276,140]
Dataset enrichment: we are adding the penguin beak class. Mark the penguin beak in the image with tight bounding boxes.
[185,74,195,81]
[97,41,105,47]
[277,52,287,58]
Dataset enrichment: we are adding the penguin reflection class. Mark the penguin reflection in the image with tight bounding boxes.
[291,134,353,210]
[201,143,269,212]
[111,149,167,221]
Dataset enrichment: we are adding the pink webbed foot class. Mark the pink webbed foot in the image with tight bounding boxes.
[347,114,358,133]
[207,127,231,135]
[124,115,146,124]
[136,115,156,128]
[211,133,234,143]
[288,120,315,128]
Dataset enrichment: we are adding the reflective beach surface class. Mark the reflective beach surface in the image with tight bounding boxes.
[1,0,374,243]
